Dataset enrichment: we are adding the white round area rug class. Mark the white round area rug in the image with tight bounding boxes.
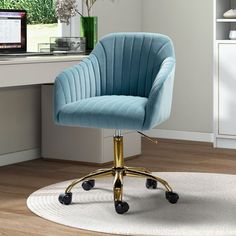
[27,172,236,236]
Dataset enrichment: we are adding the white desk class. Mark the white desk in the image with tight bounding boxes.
[0,55,141,165]
[0,55,87,88]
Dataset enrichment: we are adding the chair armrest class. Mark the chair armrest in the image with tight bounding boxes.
[143,57,175,130]
[54,54,101,123]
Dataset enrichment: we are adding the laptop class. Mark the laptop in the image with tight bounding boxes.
[0,9,52,57]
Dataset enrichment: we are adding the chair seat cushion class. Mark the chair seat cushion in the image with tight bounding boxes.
[58,95,148,130]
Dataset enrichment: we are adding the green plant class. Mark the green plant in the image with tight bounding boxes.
[0,0,57,24]
[55,0,98,25]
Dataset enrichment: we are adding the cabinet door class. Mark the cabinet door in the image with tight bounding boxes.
[219,44,236,135]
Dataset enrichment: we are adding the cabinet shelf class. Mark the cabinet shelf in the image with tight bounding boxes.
[216,40,236,43]
[217,18,236,22]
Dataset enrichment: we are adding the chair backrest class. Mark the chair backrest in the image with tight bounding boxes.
[92,32,175,97]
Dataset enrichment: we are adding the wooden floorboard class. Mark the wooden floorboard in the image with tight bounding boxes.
[0,138,236,236]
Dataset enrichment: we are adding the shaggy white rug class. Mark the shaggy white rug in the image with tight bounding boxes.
[27,172,236,236]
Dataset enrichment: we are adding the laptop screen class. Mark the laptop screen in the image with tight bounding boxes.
[0,9,27,53]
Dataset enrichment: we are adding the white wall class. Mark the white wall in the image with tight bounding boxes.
[93,0,142,38]
[142,0,213,133]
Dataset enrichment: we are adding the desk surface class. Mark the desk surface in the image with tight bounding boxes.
[0,54,87,65]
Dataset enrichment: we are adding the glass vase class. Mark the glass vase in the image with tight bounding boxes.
[80,16,98,52]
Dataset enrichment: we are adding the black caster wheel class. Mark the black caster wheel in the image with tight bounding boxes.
[58,192,72,205]
[82,179,95,191]
[146,178,157,189]
[115,201,129,214]
[166,191,179,204]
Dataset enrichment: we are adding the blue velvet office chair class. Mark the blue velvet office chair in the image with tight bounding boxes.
[54,32,179,214]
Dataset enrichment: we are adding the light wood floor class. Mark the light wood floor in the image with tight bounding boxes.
[1,138,236,236]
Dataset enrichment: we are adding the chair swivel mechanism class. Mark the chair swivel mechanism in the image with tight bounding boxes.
[54,33,179,214]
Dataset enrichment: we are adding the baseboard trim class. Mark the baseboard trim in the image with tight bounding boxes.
[0,130,213,167]
[144,129,214,143]
[0,149,41,167]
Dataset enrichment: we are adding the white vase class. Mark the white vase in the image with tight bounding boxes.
[229,30,236,40]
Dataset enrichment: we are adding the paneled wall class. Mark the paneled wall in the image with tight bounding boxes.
[142,0,213,133]
[93,0,142,38]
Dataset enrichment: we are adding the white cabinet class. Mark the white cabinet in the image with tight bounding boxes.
[218,44,236,136]
[41,85,141,164]
[214,0,236,148]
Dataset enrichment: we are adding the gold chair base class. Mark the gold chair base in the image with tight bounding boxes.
[60,134,178,214]
[65,166,173,195]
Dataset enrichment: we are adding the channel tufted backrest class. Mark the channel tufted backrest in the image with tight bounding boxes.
[91,32,175,97]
